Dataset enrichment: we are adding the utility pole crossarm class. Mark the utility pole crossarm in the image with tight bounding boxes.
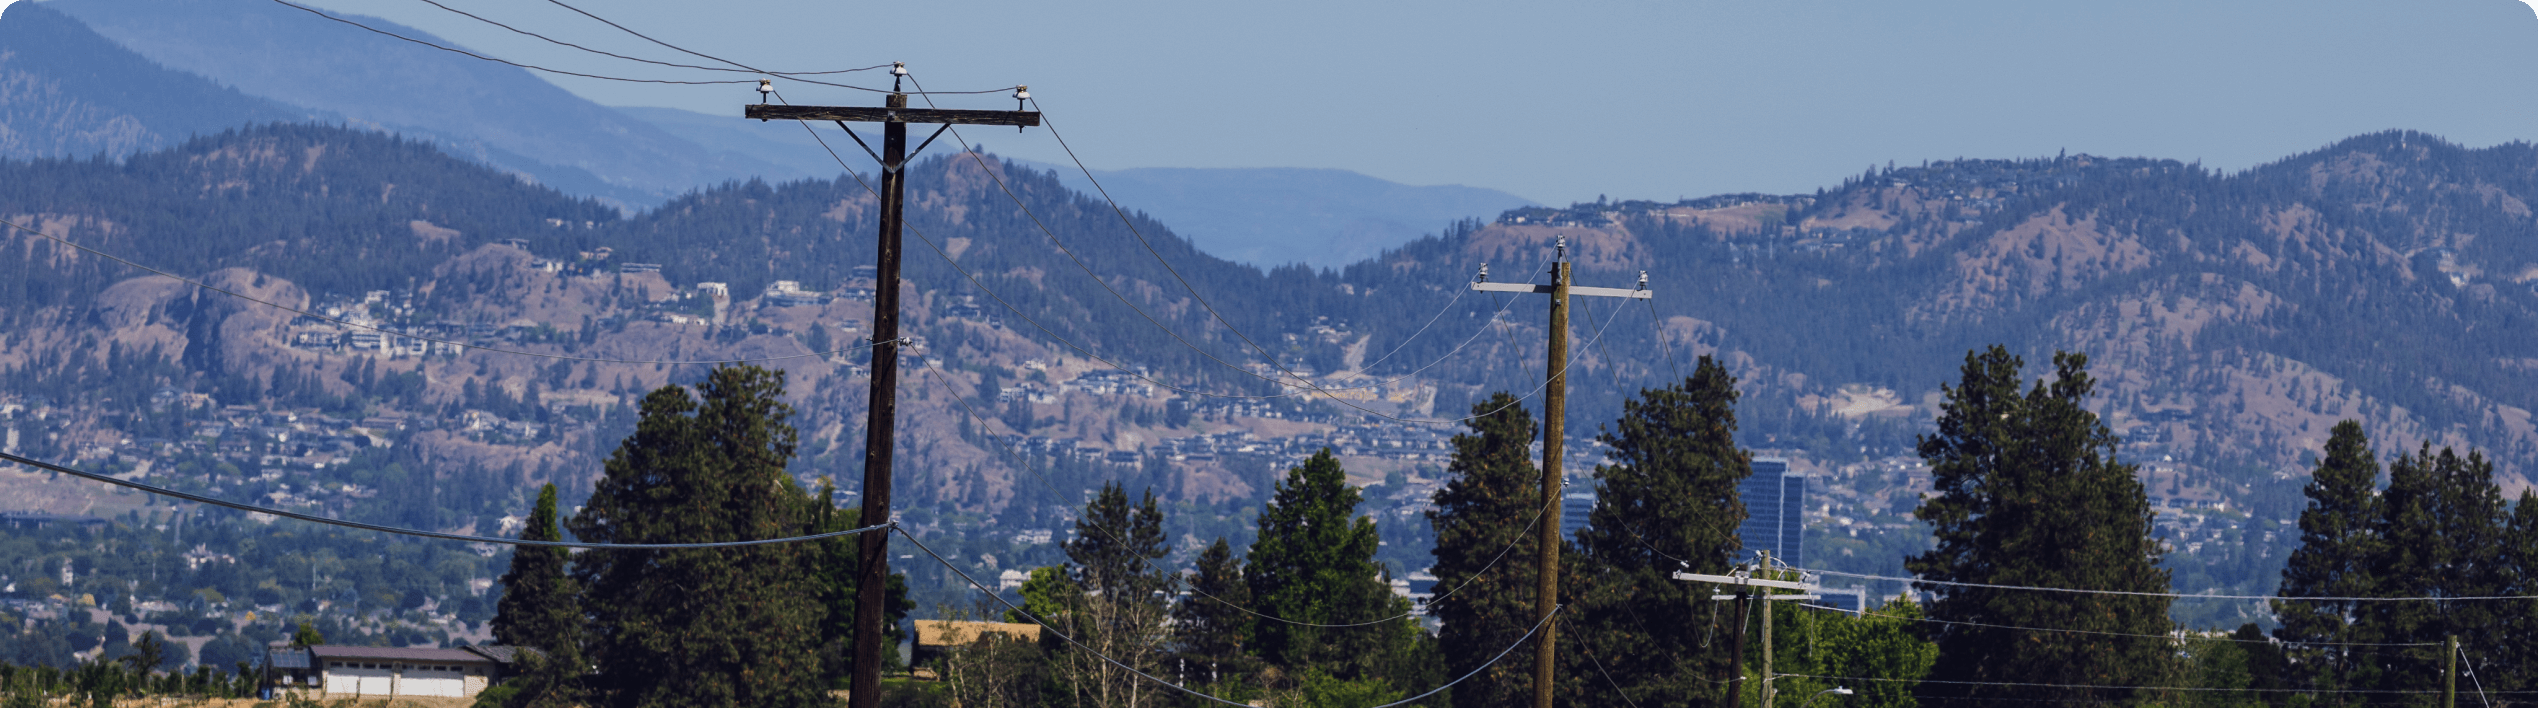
[744,104,1041,126]
[1673,571,1811,591]
[1470,282,1651,299]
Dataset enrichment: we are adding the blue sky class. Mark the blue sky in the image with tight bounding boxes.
[62,0,2538,205]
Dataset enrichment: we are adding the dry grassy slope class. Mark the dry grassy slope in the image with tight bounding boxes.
[1426,141,2538,499]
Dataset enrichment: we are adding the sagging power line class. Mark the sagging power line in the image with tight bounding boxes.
[0,451,888,549]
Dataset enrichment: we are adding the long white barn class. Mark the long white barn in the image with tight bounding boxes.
[267,645,526,698]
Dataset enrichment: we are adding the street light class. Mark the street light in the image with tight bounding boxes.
[1803,686,1855,708]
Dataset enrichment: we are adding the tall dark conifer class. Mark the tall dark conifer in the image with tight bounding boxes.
[1172,538,1257,682]
[805,479,911,687]
[1907,347,2173,705]
[489,483,580,708]
[2498,491,2538,698]
[491,483,576,648]
[1427,392,1542,708]
[567,366,828,708]
[1567,357,1752,708]
[1247,449,1414,682]
[2274,421,2381,700]
[2352,445,2507,698]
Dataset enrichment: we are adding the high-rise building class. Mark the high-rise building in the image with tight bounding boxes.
[1560,489,1597,541]
[1735,457,1805,568]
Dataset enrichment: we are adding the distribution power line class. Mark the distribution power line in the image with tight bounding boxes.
[774,87,1636,425]
[1786,603,2441,647]
[1804,568,2538,602]
[898,524,1565,708]
[0,451,886,549]
[407,0,890,77]
[915,358,1552,629]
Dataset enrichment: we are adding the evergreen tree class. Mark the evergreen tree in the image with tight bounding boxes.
[1906,347,2173,705]
[1172,538,1258,685]
[1427,392,1542,708]
[2497,491,2538,699]
[567,366,828,708]
[1247,449,1417,683]
[489,483,581,708]
[2274,421,2382,700]
[804,479,912,687]
[1568,358,1753,708]
[2351,445,2507,699]
[491,483,576,648]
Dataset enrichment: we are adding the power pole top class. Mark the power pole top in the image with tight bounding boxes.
[744,104,1040,127]
[746,88,1036,708]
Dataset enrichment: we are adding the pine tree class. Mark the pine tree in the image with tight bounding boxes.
[2351,445,2507,698]
[1906,347,2173,704]
[2274,421,2381,700]
[1568,357,1754,708]
[1247,449,1416,683]
[489,483,581,708]
[2497,491,2538,698]
[1426,392,1542,708]
[491,483,576,648]
[567,366,829,708]
[1172,538,1258,685]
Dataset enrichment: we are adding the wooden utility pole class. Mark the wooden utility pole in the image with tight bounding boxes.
[1678,557,1814,708]
[1761,552,1775,708]
[1472,237,1651,708]
[2446,635,2458,708]
[1728,590,1752,708]
[746,78,1037,708]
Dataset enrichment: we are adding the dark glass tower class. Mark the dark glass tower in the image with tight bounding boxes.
[1734,457,1805,568]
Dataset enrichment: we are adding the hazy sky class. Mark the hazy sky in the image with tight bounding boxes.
[101,0,2538,204]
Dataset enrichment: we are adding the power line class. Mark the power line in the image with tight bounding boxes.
[776,107,1289,400]
[969,86,1632,426]
[1643,298,1683,381]
[1803,568,2538,602]
[1019,94,1351,388]
[898,524,1564,708]
[906,82,1330,394]
[406,0,889,77]
[1772,673,2530,695]
[913,357,1555,628]
[268,0,753,86]
[0,451,887,549]
[1570,616,1649,708]
[0,218,889,365]
[779,92,1634,424]
[530,0,1012,94]
[1786,603,2441,647]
